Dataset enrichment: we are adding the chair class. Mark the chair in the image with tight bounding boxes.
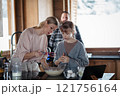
[10,31,22,57]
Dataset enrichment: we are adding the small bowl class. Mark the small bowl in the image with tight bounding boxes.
[44,64,66,76]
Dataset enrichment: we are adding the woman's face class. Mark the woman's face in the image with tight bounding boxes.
[44,23,58,35]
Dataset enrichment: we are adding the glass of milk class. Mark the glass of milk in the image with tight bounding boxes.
[12,61,22,79]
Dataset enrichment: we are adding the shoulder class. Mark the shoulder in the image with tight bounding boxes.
[57,41,64,47]
[23,27,34,34]
[21,27,34,38]
[76,40,84,47]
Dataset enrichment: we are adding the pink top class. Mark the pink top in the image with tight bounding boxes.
[13,27,48,62]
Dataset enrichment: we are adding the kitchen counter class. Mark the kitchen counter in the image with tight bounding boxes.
[89,55,120,60]
[0,71,115,80]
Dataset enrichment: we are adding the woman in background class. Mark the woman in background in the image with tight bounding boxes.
[11,16,59,72]
[54,21,89,73]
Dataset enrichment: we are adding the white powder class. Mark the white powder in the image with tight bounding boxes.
[45,69,63,76]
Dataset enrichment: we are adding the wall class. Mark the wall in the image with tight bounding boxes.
[23,0,39,28]
[22,0,53,29]
[53,0,63,21]
[38,0,53,22]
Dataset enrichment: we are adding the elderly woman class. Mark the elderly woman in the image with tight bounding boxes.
[11,16,59,72]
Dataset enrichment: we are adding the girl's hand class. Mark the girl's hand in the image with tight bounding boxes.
[54,56,66,66]
[55,53,69,65]
[59,56,69,63]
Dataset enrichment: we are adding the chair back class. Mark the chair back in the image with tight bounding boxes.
[11,31,22,56]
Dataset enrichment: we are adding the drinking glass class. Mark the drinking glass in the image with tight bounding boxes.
[12,61,22,79]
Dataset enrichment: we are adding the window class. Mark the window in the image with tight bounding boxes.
[0,0,9,51]
[77,0,120,48]
[0,0,15,51]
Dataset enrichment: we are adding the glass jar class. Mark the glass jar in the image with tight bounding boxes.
[12,61,22,78]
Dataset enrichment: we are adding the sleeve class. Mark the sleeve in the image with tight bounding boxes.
[15,29,31,62]
[75,25,84,44]
[68,43,89,67]
[42,35,48,59]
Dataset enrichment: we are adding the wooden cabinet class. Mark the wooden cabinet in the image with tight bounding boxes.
[89,60,119,80]
[116,60,120,80]
[89,60,115,73]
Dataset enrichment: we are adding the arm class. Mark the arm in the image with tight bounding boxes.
[15,28,48,62]
[40,58,49,68]
[54,42,70,65]
[15,29,31,62]
[23,51,44,60]
[23,52,35,60]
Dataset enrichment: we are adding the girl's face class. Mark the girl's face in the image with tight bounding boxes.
[62,30,73,40]
[44,23,58,35]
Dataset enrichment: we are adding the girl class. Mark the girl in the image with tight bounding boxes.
[54,21,89,73]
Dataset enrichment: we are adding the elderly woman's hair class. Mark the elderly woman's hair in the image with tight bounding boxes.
[60,21,74,33]
[34,16,59,29]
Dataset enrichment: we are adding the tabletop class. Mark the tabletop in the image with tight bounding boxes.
[0,71,115,80]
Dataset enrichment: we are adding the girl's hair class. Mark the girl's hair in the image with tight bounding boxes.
[60,21,74,33]
[34,16,59,29]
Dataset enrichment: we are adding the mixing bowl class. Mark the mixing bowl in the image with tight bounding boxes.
[44,64,66,76]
